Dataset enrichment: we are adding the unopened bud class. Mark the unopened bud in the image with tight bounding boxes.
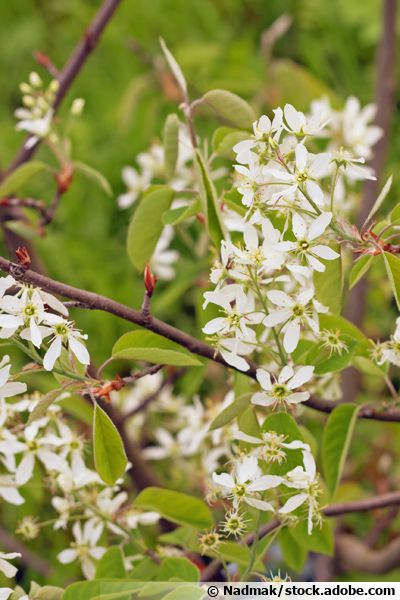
[56,163,74,193]
[15,246,31,269]
[71,98,85,116]
[49,79,59,94]
[22,95,35,108]
[19,82,31,94]
[144,263,156,297]
[29,71,42,88]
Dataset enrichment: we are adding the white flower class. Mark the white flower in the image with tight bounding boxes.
[203,286,263,341]
[268,144,331,206]
[143,427,204,460]
[212,455,282,511]
[0,589,13,600]
[263,288,322,353]
[282,104,329,137]
[279,450,320,534]
[235,430,310,463]
[337,97,382,158]
[0,552,21,578]
[16,424,68,486]
[234,163,267,208]
[150,226,179,281]
[0,356,27,399]
[15,109,53,148]
[124,509,160,529]
[0,288,60,347]
[58,520,106,579]
[251,365,314,408]
[117,166,151,209]
[41,320,90,371]
[230,220,292,273]
[0,475,25,506]
[287,212,339,272]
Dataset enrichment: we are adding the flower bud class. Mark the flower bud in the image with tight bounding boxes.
[144,263,156,297]
[15,246,31,269]
[71,98,85,116]
[29,71,42,88]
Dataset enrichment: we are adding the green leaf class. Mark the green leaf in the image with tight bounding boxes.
[202,89,255,130]
[211,127,249,160]
[209,392,251,430]
[4,220,40,240]
[390,202,400,225]
[112,330,202,366]
[322,404,360,499]
[161,587,204,600]
[74,161,113,196]
[134,487,213,529]
[93,404,127,485]
[163,114,180,178]
[156,557,199,582]
[28,388,62,424]
[383,251,400,309]
[364,175,392,225]
[349,255,374,290]
[313,244,342,314]
[62,580,142,600]
[96,548,126,579]
[319,314,366,342]
[279,527,307,572]
[290,519,334,556]
[162,198,201,225]
[0,161,51,196]
[159,38,188,96]
[127,185,175,271]
[306,336,359,375]
[194,150,226,248]
[33,587,64,600]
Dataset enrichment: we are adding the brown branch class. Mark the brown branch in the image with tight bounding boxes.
[336,533,400,574]
[201,491,400,582]
[1,254,400,424]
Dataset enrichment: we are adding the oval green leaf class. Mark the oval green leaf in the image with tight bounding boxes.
[0,161,51,197]
[202,89,255,130]
[93,404,127,486]
[134,487,213,529]
[322,403,360,499]
[127,185,175,271]
[163,114,180,178]
[112,330,202,366]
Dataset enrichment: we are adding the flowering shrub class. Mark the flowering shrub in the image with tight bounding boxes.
[0,3,399,597]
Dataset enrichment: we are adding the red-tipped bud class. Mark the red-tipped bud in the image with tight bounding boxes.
[15,246,31,269]
[33,51,52,69]
[196,213,206,226]
[56,164,74,193]
[144,263,156,297]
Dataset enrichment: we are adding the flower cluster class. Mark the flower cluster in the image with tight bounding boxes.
[211,432,321,535]
[202,100,381,388]
[0,275,89,371]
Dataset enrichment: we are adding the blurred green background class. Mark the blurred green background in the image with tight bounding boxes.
[0,0,399,587]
